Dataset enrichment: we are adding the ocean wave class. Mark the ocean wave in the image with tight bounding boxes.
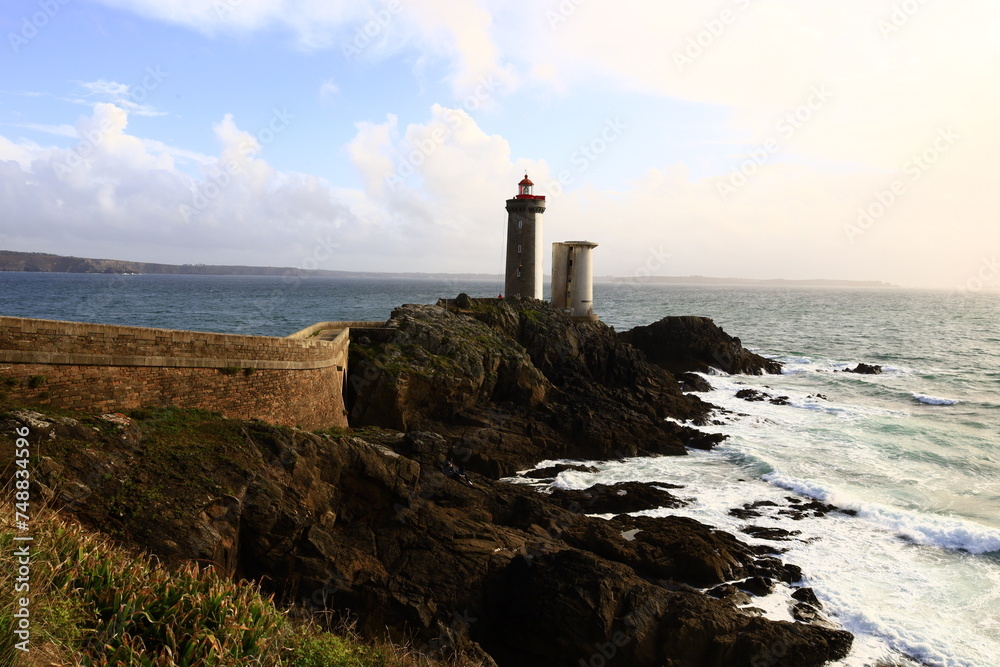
[763,473,1000,555]
[862,506,1000,555]
[913,393,960,406]
[776,358,919,378]
[762,471,837,503]
[831,363,916,377]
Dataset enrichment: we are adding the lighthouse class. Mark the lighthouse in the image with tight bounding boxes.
[504,174,546,299]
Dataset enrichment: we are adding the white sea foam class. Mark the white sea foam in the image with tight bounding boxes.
[861,506,1000,555]
[512,294,1000,666]
[525,451,1000,667]
[913,393,960,405]
[763,472,1000,554]
[762,471,839,504]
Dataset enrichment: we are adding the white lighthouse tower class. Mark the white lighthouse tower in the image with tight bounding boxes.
[552,241,599,321]
[504,174,546,299]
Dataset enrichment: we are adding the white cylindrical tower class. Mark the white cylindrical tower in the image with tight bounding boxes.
[551,243,571,309]
[569,242,595,316]
[551,241,598,321]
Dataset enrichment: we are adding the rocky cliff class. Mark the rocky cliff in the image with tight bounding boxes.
[6,407,851,666]
[348,297,723,478]
[1,297,852,666]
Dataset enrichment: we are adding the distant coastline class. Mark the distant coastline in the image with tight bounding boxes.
[599,275,899,288]
[0,250,897,288]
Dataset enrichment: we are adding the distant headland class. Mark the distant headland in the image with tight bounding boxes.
[0,250,896,287]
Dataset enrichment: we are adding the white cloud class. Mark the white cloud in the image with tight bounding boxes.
[10,1,1000,287]
[339,103,998,288]
[530,1,1000,170]
[319,79,340,96]
[91,1,1000,170]
[12,123,77,138]
[71,77,168,117]
[93,0,516,98]
[2,101,996,287]
[0,104,338,264]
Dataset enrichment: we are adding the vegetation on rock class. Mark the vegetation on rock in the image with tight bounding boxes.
[0,497,466,666]
[0,299,854,666]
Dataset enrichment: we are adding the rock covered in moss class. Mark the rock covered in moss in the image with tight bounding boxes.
[2,407,853,667]
[348,299,722,476]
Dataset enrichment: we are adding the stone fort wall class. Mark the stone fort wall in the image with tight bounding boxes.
[0,317,382,430]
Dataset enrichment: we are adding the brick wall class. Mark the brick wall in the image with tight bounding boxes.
[0,317,352,430]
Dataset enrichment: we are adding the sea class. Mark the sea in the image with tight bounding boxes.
[1,272,998,667]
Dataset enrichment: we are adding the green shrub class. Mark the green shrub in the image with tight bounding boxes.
[289,633,388,667]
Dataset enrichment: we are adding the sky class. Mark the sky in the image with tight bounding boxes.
[1,0,998,289]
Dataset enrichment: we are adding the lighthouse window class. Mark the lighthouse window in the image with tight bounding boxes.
[516,268,521,277]
[517,220,523,229]
[517,244,522,254]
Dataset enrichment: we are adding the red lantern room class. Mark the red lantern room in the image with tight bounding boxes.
[515,174,544,200]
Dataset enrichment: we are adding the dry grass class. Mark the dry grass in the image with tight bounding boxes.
[0,500,484,667]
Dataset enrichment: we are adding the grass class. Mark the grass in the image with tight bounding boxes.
[0,499,477,667]
[0,405,487,667]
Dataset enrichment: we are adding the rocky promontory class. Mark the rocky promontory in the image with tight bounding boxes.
[348,297,728,477]
[1,296,853,666]
[619,315,783,376]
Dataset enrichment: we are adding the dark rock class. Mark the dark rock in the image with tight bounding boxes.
[706,584,753,606]
[3,405,854,667]
[546,481,687,514]
[596,514,803,588]
[3,301,856,667]
[519,463,599,479]
[792,602,822,623]
[760,559,802,585]
[487,554,851,667]
[792,587,822,608]
[678,372,713,392]
[729,500,780,520]
[843,363,882,374]
[455,292,473,309]
[737,576,775,596]
[736,388,767,402]
[736,388,790,405]
[399,431,450,464]
[619,316,783,376]
[740,525,802,541]
[348,300,723,477]
[779,499,847,520]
